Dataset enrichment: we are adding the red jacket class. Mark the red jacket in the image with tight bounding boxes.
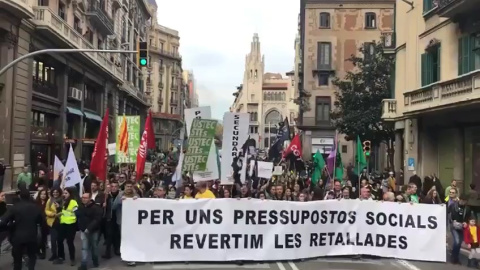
[464,225,480,245]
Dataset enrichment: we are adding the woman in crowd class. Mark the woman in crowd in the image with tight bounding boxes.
[35,188,49,259]
[45,187,62,261]
[54,187,78,266]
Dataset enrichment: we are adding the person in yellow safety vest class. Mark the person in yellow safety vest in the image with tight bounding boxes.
[53,187,79,266]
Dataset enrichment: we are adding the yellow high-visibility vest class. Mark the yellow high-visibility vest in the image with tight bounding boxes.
[60,199,78,225]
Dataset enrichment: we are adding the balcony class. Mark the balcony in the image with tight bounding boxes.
[158,82,164,89]
[150,46,182,60]
[381,30,396,54]
[403,70,480,114]
[381,99,397,120]
[146,85,152,94]
[170,98,178,105]
[85,2,114,35]
[33,80,58,98]
[171,84,178,90]
[32,7,122,81]
[297,117,334,129]
[31,126,58,143]
[157,96,164,104]
[0,0,34,19]
[437,0,477,18]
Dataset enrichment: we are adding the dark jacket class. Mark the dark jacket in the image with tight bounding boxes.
[0,199,44,243]
[76,201,103,232]
[448,201,470,226]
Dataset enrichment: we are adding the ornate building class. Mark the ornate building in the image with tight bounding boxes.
[145,0,184,150]
[0,0,151,189]
[230,34,298,149]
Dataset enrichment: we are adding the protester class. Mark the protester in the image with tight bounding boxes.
[464,216,480,267]
[77,192,103,270]
[55,187,79,266]
[45,187,62,261]
[449,194,469,264]
[35,189,49,259]
[0,189,45,270]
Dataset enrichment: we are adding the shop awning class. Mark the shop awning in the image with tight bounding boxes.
[66,106,84,117]
[84,111,103,122]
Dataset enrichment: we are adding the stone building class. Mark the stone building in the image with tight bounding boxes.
[0,0,151,189]
[145,0,184,150]
[382,0,480,190]
[297,0,394,164]
[230,33,298,149]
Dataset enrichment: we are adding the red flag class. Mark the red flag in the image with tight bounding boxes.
[282,134,302,158]
[90,108,109,181]
[147,110,156,149]
[136,112,152,180]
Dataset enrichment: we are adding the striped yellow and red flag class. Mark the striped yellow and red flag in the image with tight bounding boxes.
[118,115,129,154]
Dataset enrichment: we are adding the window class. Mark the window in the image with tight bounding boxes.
[318,74,329,86]
[458,35,480,75]
[421,45,441,86]
[254,70,257,78]
[365,13,376,29]
[58,2,66,20]
[171,76,175,87]
[317,42,331,70]
[251,94,255,100]
[160,42,164,51]
[342,145,348,153]
[315,97,331,124]
[73,16,81,33]
[38,0,48,6]
[423,0,436,13]
[33,60,56,84]
[170,106,176,114]
[319,12,330,28]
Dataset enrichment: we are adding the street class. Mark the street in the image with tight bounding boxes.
[0,236,469,270]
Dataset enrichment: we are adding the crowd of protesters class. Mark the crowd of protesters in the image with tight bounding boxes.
[0,148,479,269]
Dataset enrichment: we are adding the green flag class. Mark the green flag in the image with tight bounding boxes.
[311,150,325,186]
[334,141,344,181]
[354,136,367,175]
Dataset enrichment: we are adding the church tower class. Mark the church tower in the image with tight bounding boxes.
[244,33,265,89]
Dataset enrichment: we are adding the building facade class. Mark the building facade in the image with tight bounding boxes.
[145,1,183,150]
[0,0,151,190]
[297,0,394,163]
[183,70,199,108]
[230,34,298,149]
[382,0,480,191]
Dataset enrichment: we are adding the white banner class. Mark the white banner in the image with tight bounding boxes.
[257,161,273,179]
[220,112,250,185]
[121,199,446,263]
[184,106,219,181]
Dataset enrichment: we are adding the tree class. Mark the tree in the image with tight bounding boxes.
[331,41,395,170]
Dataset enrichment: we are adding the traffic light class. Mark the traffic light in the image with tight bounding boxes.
[138,41,148,67]
[363,140,371,156]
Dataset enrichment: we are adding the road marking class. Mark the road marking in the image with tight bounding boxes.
[152,263,270,269]
[288,261,299,270]
[276,262,286,270]
[395,260,422,270]
[311,258,384,265]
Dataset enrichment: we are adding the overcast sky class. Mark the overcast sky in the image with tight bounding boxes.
[155,0,299,119]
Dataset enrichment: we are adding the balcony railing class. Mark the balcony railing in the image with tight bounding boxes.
[158,82,164,89]
[437,0,473,18]
[85,2,114,35]
[31,126,58,142]
[32,7,123,81]
[150,46,182,60]
[0,0,34,19]
[33,80,58,98]
[298,117,332,128]
[171,84,178,90]
[170,98,178,105]
[381,99,397,120]
[404,70,480,114]
[157,96,164,104]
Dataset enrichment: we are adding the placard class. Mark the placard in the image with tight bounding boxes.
[121,199,446,262]
[183,119,217,172]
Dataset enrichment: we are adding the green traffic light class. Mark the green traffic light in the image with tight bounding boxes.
[365,152,370,156]
[140,58,147,66]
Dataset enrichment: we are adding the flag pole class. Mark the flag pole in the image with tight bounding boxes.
[332,133,338,181]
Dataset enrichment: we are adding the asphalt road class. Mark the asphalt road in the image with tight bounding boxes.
[0,236,469,270]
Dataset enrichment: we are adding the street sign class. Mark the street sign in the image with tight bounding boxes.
[407,157,415,171]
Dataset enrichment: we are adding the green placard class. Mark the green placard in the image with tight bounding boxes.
[115,116,141,163]
[183,119,217,172]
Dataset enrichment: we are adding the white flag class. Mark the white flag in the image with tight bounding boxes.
[173,152,184,184]
[64,144,82,188]
[53,155,64,182]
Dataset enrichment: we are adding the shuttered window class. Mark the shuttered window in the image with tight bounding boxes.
[421,45,441,86]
